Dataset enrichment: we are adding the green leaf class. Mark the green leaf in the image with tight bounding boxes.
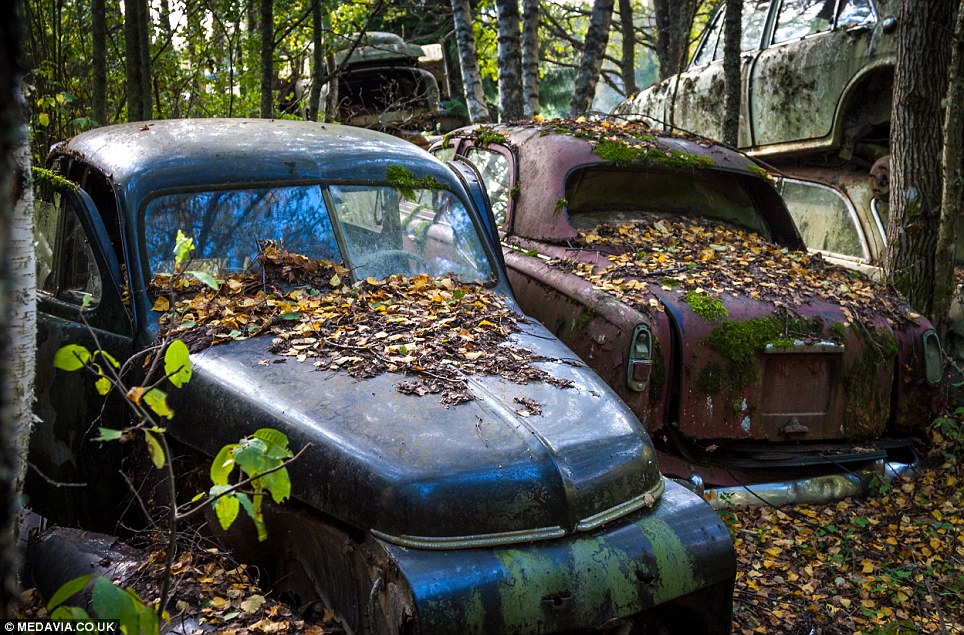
[96,350,121,368]
[210,444,237,486]
[38,112,49,127]
[143,430,166,469]
[81,293,94,308]
[173,230,195,264]
[50,606,91,620]
[188,270,220,291]
[234,438,273,480]
[90,577,130,620]
[256,468,291,504]
[253,428,292,459]
[54,344,91,371]
[236,492,267,541]
[164,340,192,388]
[93,427,124,442]
[47,574,95,611]
[143,389,174,420]
[212,490,240,529]
[281,312,301,320]
[95,376,112,396]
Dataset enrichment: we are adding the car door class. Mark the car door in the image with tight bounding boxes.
[748,0,882,147]
[30,178,134,531]
[664,0,771,146]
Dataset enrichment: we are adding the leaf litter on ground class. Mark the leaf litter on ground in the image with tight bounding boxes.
[152,244,571,406]
[727,422,963,634]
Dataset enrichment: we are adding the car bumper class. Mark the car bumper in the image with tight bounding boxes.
[377,479,735,634]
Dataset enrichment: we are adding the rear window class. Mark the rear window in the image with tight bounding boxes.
[565,166,771,238]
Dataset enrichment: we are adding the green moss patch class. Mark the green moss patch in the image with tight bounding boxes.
[33,167,79,200]
[386,164,441,201]
[684,291,727,321]
[592,139,715,169]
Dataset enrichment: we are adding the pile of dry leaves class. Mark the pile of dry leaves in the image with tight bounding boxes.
[153,245,569,405]
[558,217,917,327]
[729,424,964,634]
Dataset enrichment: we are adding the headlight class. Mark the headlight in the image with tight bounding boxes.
[922,329,942,385]
[627,324,653,392]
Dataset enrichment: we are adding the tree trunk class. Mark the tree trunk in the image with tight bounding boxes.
[495,0,524,122]
[124,0,143,121]
[0,0,34,618]
[92,0,106,126]
[451,0,490,123]
[521,0,539,117]
[308,0,323,122]
[933,2,964,337]
[136,0,152,120]
[885,0,955,316]
[618,0,637,96]
[652,0,699,79]
[569,0,615,117]
[259,0,274,118]
[722,0,741,146]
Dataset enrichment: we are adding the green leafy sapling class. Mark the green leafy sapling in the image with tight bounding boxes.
[47,230,306,628]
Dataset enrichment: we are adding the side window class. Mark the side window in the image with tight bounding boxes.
[434,146,456,162]
[463,147,511,227]
[34,191,103,305]
[780,179,868,259]
[836,0,874,28]
[773,0,835,44]
[692,10,726,66]
[742,0,773,51]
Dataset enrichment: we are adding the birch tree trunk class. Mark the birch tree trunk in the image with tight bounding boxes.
[92,0,106,126]
[495,0,524,122]
[260,0,274,118]
[722,0,741,146]
[521,0,540,117]
[569,0,615,117]
[0,1,34,616]
[933,2,964,336]
[451,0,490,122]
[885,0,955,316]
[618,0,637,96]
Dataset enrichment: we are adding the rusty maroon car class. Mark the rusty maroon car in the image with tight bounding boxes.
[434,119,941,506]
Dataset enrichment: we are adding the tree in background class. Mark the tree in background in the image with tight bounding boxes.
[569,0,615,116]
[451,0,490,122]
[885,0,956,319]
[259,0,274,118]
[933,2,964,337]
[721,0,740,146]
[495,0,524,121]
[652,0,700,79]
[521,0,540,117]
[0,0,33,618]
[617,0,637,96]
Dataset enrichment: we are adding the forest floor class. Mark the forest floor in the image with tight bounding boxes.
[729,415,964,634]
[18,417,964,635]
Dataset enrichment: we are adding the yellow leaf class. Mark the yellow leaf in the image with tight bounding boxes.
[152,296,170,312]
[126,386,145,405]
[861,559,874,573]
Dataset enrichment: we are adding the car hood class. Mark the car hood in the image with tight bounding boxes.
[169,319,662,545]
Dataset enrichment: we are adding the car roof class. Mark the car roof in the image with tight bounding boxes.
[58,118,450,199]
[458,121,798,245]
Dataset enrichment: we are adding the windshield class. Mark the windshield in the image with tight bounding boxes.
[565,167,771,238]
[143,183,495,283]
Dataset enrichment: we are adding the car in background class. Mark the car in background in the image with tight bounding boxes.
[435,119,942,507]
[614,0,897,165]
[29,118,735,634]
[773,163,964,359]
[324,31,441,130]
